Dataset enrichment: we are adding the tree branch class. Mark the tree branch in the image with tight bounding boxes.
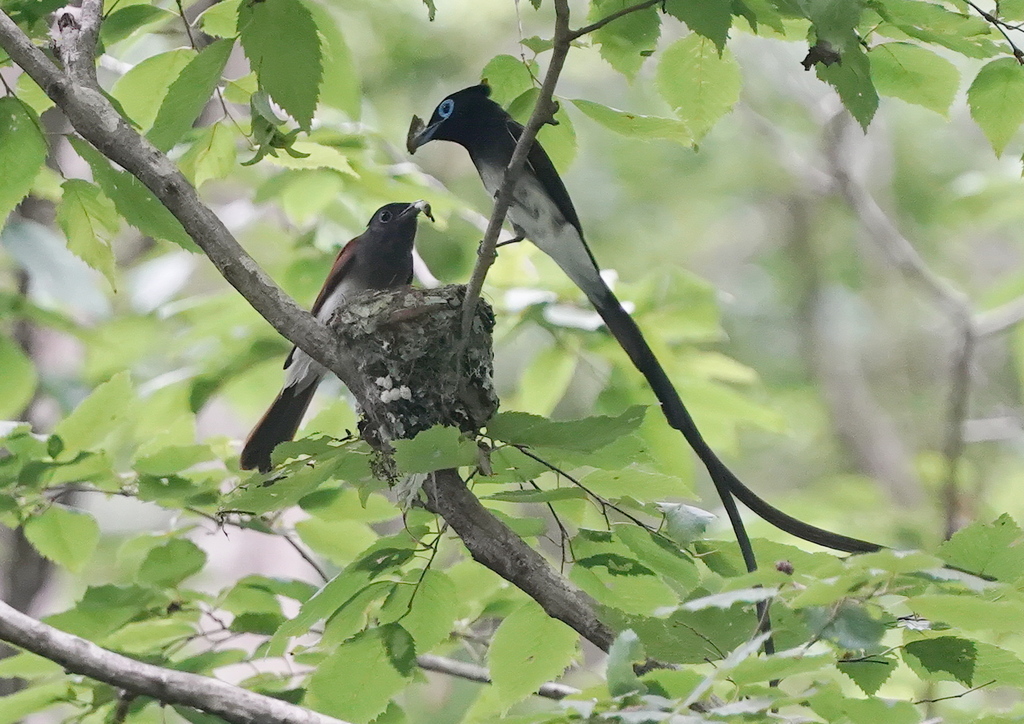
[0,8,388,436]
[422,469,616,651]
[416,654,581,700]
[567,0,661,41]
[0,600,350,724]
[459,0,572,337]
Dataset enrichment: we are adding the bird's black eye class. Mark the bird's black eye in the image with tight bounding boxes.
[437,98,455,119]
[379,210,393,223]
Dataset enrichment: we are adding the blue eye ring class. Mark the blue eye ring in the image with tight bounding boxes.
[378,210,393,223]
[438,98,455,119]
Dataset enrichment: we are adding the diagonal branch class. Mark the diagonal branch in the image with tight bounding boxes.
[567,0,661,41]
[459,0,573,337]
[0,7,387,436]
[0,599,350,724]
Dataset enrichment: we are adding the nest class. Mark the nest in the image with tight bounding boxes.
[329,284,498,451]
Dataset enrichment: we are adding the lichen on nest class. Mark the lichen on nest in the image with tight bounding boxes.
[329,284,498,451]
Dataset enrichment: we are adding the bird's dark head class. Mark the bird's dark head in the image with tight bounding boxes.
[408,84,500,153]
[363,200,433,248]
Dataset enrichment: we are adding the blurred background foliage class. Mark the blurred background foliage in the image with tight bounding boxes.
[3,0,1024,721]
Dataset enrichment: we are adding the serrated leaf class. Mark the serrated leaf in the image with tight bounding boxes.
[0,333,36,419]
[615,525,699,590]
[570,98,692,145]
[198,0,243,37]
[69,137,196,251]
[663,0,732,50]
[804,603,886,652]
[589,0,661,78]
[489,600,578,707]
[606,629,647,696]
[838,654,898,695]
[0,97,47,223]
[177,123,237,187]
[870,42,958,116]
[486,406,646,452]
[54,371,135,452]
[112,49,195,130]
[24,506,100,572]
[878,0,1001,59]
[380,623,418,677]
[681,587,777,611]
[904,637,976,686]
[579,467,694,500]
[101,4,176,46]
[57,179,119,290]
[481,487,589,503]
[657,35,741,140]
[507,88,577,170]
[482,54,537,108]
[138,538,207,588]
[148,39,234,152]
[238,0,322,130]
[939,514,1024,581]
[817,43,879,129]
[306,628,409,721]
[731,647,836,685]
[379,569,458,653]
[0,683,69,724]
[305,1,360,118]
[910,594,1022,632]
[392,425,477,474]
[968,58,1024,155]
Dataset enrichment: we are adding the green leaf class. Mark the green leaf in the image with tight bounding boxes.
[198,0,243,37]
[968,58,1024,155]
[731,648,836,685]
[877,0,1001,59]
[45,584,167,639]
[606,629,647,696]
[306,628,409,721]
[53,371,135,452]
[903,637,976,686]
[481,487,589,503]
[24,506,100,573]
[939,514,1024,581]
[101,4,176,46]
[656,35,742,140]
[304,1,360,118]
[148,39,234,151]
[589,0,661,78]
[489,599,579,707]
[0,97,47,223]
[392,425,477,474]
[909,594,1023,632]
[579,467,694,500]
[614,525,699,590]
[0,334,36,419]
[570,98,693,145]
[69,137,196,251]
[0,683,69,724]
[663,0,732,50]
[380,623,418,676]
[56,179,119,290]
[482,55,537,108]
[238,0,323,130]
[817,43,879,129]
[805,0,863,47]
[803,603,886,652]
[837,654,898,695]
[138,538,207,588]
[379,569,458,653]
[486,406,646,452]
[870,42,959,116]
[112,49,195,130]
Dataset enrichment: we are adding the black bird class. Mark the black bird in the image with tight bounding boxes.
[408,84,880,565]
[240,201,431,473]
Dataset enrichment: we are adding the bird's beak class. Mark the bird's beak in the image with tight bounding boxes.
[407,115,441,154]
[402,200,434,222]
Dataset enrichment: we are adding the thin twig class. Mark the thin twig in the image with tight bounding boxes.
[567,0,661,41]
[913,679,996,705]
[964,0,1024,63]
[416,654,581,699]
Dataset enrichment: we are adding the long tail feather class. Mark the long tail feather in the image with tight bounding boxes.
[588,285,881,555]
[240,384,318,473]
